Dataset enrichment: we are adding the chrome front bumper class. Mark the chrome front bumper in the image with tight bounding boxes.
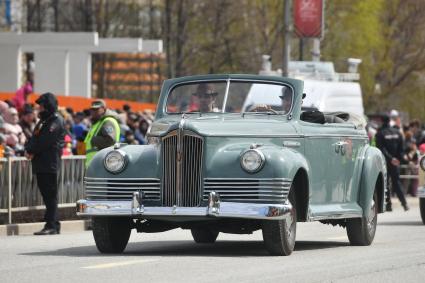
[76,192,292,220]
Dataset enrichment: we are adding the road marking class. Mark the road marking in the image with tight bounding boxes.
[327,236,347,240]
[82,259,158,270]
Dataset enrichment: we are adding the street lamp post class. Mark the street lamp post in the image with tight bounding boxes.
[282,0,291,77]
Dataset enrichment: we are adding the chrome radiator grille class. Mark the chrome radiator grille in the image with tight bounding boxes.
[162,130,204,207]
[85,177,160,201]
[203,178,291,203]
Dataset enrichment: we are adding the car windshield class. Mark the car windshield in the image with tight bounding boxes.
[166,80,294,115]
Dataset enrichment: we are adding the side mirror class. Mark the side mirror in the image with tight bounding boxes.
[420,155,425,171]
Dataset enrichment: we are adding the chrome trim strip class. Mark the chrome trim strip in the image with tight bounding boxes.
[86,194,142,198]
[85,182,160,186]
[86,190,160,195]
[85,177,160,181]
[309,212,363,221]
[202,198,287,202]
[283,141,301,148]
[203,193,286,197]
[204,186,290,190]
[86,189,159,193]
[198,134,367,139]
[205,177,292,181]
[204,134,304,138]
[203,192,288,196]
[85,186,160,190]
[176,118,185,206]
[305,135,368,139]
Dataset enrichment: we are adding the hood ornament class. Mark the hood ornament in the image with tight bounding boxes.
[179,116,186,130]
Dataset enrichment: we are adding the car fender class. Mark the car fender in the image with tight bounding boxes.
[358,145,387,215]
[86,144,160,178]
[263,146,310,183]
[206,142,310,187]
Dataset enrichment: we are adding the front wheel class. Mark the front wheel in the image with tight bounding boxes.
[420,198,425,225]
[262,187,297,256]
[92,217,133,253]
[346,192,377,246]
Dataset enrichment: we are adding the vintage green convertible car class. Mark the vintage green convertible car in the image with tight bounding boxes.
[77,74,387,256]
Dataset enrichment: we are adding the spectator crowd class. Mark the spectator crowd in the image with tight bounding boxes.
[0,94,155,158]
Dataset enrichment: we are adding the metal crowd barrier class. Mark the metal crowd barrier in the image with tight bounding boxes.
[399,164,421,196]
[0,156,85,224]
[399,164,419,180]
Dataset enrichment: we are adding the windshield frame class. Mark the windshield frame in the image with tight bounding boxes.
[164,79,295,116]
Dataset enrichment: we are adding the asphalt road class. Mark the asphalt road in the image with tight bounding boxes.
[1,197,424,283]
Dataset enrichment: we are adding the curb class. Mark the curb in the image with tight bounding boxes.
[0,220,91,236]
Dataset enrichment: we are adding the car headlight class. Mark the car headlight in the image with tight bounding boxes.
[147,136,160,145]
[240,149,265,173]
[104,150,128,173]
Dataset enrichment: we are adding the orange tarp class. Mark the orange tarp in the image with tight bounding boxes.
[0,92,156,112]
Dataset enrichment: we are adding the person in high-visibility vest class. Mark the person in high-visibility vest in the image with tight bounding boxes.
[84,99,120,167]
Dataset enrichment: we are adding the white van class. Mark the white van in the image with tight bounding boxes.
[302,79,364,117]
[242,78,364,117]
[258,59,365,117]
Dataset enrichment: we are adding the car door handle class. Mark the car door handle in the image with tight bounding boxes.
[334,141,348,155]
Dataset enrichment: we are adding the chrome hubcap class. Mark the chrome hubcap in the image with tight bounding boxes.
[285,199,295,238]
[367,199,376,233]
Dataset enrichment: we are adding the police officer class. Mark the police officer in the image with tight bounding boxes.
[25,92,65,235]
[375,114,409,211]
[84,99,120,167]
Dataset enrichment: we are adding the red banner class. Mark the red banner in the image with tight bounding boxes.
[294,0,323,38]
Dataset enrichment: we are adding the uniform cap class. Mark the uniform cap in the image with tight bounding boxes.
[91,99,106,109]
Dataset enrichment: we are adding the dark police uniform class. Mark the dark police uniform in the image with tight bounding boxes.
[25,93,65,234]
[375,122,408,211]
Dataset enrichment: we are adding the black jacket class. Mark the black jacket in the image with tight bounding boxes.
[375,125,404,163]
[25,113,65,173]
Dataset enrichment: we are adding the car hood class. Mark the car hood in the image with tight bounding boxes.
[149,115,297,137]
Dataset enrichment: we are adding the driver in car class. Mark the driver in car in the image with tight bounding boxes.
[193,83,219,112]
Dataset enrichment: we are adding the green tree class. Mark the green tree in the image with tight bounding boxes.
[322,0,386,113]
